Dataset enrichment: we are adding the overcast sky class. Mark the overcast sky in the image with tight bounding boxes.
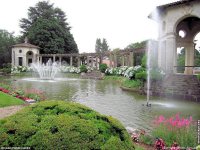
[1,0,198,53]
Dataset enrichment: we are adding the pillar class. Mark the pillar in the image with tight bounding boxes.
[96,57,98,69]
[77,57,80,67]
[59,56,62,65]
[114,54,117,67]
[53,55,56,62]
[109,54,113,67]
[122,56,125,66]
[129,52,134,67]
[164,33,176,74]
[70,56,73,66]
[87,56,90,66]
[12,50,15,66]
[91,56,94,67]
[184,42,194,75]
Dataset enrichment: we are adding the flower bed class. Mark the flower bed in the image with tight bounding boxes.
[0,83,45,102]
[137,113,198,149]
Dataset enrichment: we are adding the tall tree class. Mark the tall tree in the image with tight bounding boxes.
[95,38,109,53]
[95,38,101,53]
[20,1,78,54]
[101,38,109,52]
[0,29,16,67]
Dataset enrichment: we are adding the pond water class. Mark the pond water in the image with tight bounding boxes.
[1,74,200,131]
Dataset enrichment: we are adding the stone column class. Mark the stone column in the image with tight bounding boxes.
[77,57,80,67]
[109,53,113,67]
[165,33,176,74]
[114,54,117,67]
[129,52,134,67]
[91,56,94,68]
[59,56,62,65]
[70,56,73,66]
[12,50,15,66]
[96,57,98,69]
[184,42,194,75]
[23,55,27,66]
[53,55,56,62]
[87,56,90,66]
[122,56,125,66]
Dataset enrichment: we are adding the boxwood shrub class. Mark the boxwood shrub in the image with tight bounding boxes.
[0,101,135,150]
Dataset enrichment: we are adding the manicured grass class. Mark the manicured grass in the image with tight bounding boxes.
[0,92,24,107]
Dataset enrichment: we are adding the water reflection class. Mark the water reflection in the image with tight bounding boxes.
[2,76,200,131]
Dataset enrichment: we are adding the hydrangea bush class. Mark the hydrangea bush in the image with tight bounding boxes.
[105,65,145,79]
[11,66,32,74]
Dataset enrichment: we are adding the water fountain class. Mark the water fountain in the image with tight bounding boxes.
[31,59,60,80]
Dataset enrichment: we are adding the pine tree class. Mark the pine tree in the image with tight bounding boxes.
[101,38,109,52]
[95,38,101,53]
[95,38,109,53]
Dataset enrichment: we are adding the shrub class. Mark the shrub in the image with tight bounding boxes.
[99,63,108,73]
[79,65,87,73]
[0,101,135,149]
[141,55,147,68]
[197,74,200,81]
[135,71,147,82]
[122,79,142,88]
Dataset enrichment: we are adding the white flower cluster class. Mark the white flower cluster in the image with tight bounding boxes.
[59,66,80,73]
[87,66,94,72]
[11,66,32,74]
[105,65,142,79]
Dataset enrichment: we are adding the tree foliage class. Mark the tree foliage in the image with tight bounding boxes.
[20,1,78,54]
[126,40,147,49]
[177,48,200,72]
[0,29,16,68]
[95,38,109,53]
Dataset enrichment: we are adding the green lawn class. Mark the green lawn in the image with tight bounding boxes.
[0,91,25,107]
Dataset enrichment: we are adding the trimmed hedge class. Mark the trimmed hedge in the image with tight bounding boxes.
[0,101,135,150]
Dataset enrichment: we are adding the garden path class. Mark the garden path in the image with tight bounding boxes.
[0,105,25,119]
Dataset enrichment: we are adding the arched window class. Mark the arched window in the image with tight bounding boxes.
[19,49,22,53]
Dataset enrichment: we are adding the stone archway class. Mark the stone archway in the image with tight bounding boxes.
[176,16,200,74]
[149,0,200,74]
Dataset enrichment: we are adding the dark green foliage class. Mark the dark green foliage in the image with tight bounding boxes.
[95,38,101,53]
[0,101,135,149]
[135,71,147,82]
[1,63,12,74]
[95,38,109,53]
[0,30,16,68]
[141,54,147,68]
[79,65,87,73]
[126,40,147,49]
[99,63,108,73]
[20,1,78,54]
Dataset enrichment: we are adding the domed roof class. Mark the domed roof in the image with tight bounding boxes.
[12,43,40,49]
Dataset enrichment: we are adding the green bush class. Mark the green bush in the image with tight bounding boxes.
[122,79,142,88]
[79,65,87,73]
[197,74,200,81]
[99,63,108,73]
[141,55,147,68]
[0,101,135,149]
[135,71,147,81]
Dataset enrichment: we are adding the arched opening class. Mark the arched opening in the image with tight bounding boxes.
[193,32,200,74]
[26,51,34,66]
[175,16,200,74]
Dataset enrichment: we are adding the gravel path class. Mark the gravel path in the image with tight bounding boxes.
[0,105,25,119]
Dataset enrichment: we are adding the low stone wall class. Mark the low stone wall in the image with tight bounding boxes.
[144,74,200,102]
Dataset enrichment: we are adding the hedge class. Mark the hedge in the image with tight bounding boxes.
[0,101,135,150]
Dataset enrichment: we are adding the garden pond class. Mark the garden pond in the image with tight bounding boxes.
[1,74,200,131]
